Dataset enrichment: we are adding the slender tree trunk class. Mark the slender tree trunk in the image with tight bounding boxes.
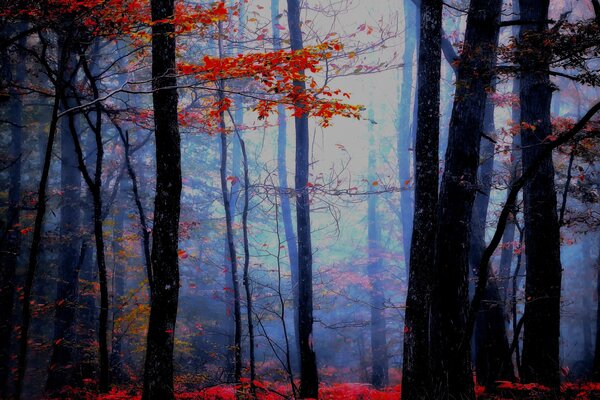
[518,0,562,388]
[142,0,182,397]
[238,133,257,396]
[65,50,110,393]
[0,28,24,397]
[46,47,82,393]
[430,0,502,397]
[272,0,301,369]
[217,21,243,386]
[367,118,388,388]
[220,131,242,385]
[401,1,442,398]
[286,1,319,397]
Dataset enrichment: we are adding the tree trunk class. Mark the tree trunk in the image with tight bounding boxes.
[65,49,110,393]
[239,134,257,397]
[430,0,502,397]
[217,21,243,386]
[286,1,319,397]
[142,0,182,397]
[367,118,388,389]
[518,0,562,388]
[401,0,442,398]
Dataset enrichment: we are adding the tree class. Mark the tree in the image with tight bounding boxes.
[401,0,442,398]
[142,0,182,397]
[518,0,563,388]
[217,21,243,387]
[429,0,502,397]
[286,0,319,397]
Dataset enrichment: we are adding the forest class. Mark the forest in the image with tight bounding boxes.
[0,0,599,399]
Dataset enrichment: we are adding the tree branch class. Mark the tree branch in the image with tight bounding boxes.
[464,100,600,348]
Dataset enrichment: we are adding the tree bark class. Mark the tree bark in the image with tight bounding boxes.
[142,0,182,397]
[286,0,319,397]
[430,0,502,397]
[518,0,562,388]
[401,1,442,398]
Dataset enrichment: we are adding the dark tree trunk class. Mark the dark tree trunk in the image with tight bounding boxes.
[518,0,562,388]
[430,0,502,398]
[474,278,515,389]
[46,49,82,393]
[272,0,301,369]
[220,134,242,385]
[118,127,152,292]
[401,1,442,398]
[64,49,110,393]
[142,0,182,397]
[286,1,319,397]
[397,0,417,276]
[0,28,24,397]
[367,121,388,389]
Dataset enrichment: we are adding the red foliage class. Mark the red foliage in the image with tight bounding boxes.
[320,383,401,400]
[48,381,600,399]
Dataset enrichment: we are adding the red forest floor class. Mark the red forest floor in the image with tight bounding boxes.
[47,381,600,399]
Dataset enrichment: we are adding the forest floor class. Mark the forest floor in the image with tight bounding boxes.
[46,381,600,399]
